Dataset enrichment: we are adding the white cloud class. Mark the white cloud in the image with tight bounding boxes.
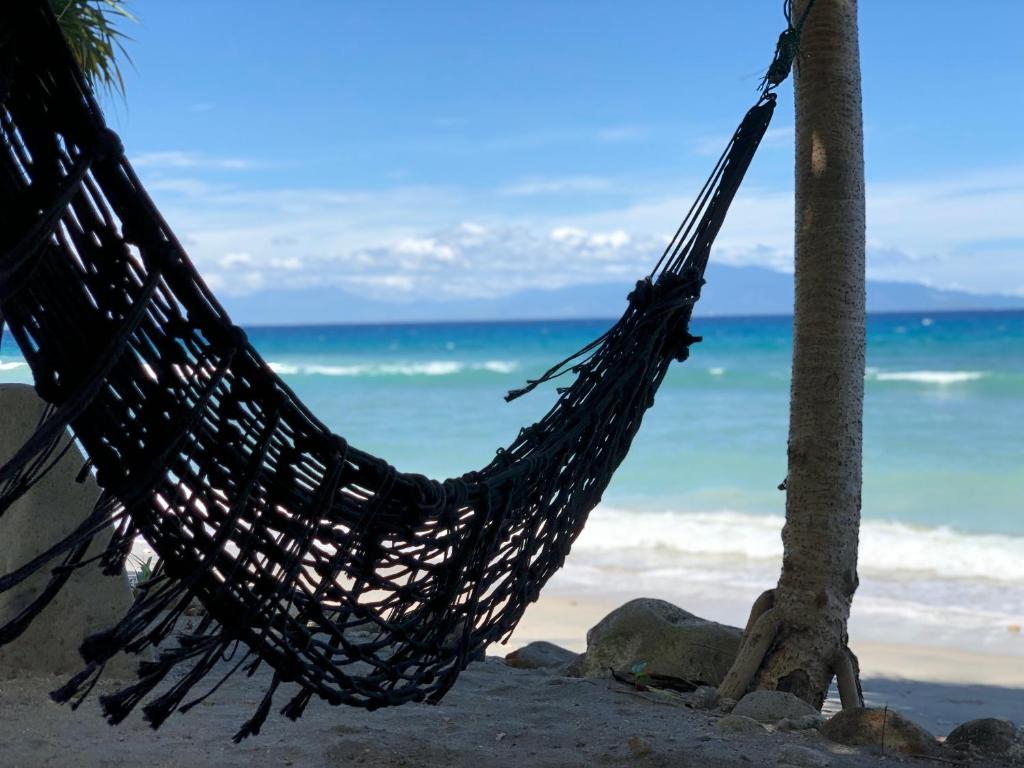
[130,151,257,171]
[499,176,613,197]
[133,156,1024,301]
[550,226,586,242]
[588,230,630,249]
[219,252,253,268]
[394,238,456,262]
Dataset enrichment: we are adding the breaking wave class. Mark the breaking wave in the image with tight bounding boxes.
[573,508,1024,584]
[267,359,519,378]
[867,369,986,385]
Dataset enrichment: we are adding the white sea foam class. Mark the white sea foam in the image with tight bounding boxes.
[0,360,26,371]
[708,367,726,376]
[573,507,1024,584]
[267,362,300,375]
[477,360,519,374]
[267,359,518,378]
[869,370,985,385]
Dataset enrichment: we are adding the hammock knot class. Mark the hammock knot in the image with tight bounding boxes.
[762,27,800,92]
[627,277,654,310]
[672,332,703,363]
[654,268,704,301]
[330,433,349,460]
[517,424,542,444]
[493,447,513,468]
[225,324,249,350]
[94,127,124,161]
[93,443,126,489]
[208,323,249,353]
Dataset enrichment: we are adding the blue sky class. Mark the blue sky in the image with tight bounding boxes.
[101,1,1024,309]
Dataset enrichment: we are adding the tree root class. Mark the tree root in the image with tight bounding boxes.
[742,589,776,636]
[832,645,864,709]
[717,605,781,703]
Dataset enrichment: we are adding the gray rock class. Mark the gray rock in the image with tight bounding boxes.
[946,718,1024,764]
[570,598,742,684]
[733,690,820,723]
[690,685,720,710]
[821,707,938,756]
[776,714,826,732]
[0,384,137,678]
[716,714,769,735]
[504,641,579,670]
[776,744,833,767]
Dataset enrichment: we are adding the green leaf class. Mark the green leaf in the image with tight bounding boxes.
[49,0,135,98]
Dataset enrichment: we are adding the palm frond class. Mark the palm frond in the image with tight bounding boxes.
[49,0,134,98]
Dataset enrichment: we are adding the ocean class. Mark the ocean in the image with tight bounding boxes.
[2,310,1022,653]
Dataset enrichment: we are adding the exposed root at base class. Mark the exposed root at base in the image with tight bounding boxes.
[717,603,781,702]
[833,645,864,709]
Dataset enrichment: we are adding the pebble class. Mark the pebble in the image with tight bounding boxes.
[776,744,833,767]
[627,735,652,756]
[716,714,769,735]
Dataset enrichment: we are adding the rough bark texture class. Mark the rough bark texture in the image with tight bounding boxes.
[720,0,866,708]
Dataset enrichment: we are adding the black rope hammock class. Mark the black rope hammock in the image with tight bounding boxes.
[0,0,809,741]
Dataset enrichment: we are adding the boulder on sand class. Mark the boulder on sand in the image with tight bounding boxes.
[0,384,136,678]
[820,707,938,756]
[568,598,741,685]
[505,641,579,670]
[946,718,1024,764]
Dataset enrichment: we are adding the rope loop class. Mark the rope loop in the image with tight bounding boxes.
[760,0,818,96]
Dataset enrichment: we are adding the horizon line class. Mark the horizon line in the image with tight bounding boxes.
[230,306,1024,331]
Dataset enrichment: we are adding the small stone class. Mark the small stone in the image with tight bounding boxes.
[733,690,820,723]
[716,697,738,713]
[716,714,769,735]
[504,641,579,670]
[946,718,1024,764]
[775,744,833,767]
[821,707,938,756]
[627,735,652,756]
[775,714,825,732]
[689,685,719,710]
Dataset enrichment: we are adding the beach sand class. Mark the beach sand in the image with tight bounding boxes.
[2,590,1023,767]
[510,592,1024,736]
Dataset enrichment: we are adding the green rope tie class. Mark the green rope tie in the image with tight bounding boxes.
[760,0,818,95]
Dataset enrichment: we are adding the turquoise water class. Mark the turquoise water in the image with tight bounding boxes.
[3,311,1021,534]
[3,310,1023,647]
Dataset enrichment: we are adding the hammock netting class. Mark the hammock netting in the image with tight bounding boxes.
[0,1,788,740]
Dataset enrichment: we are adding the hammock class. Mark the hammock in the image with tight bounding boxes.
[0,0,801,740]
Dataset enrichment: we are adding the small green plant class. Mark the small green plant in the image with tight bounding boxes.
[138,555,153,584]
[629,661,651,689]
[127,553,154,591]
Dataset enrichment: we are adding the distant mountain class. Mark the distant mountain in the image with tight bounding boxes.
[221,264,1024,326]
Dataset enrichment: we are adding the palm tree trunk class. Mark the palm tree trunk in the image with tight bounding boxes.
[719,0,866,708]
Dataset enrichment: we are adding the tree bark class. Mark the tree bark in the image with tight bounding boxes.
[719,0,866,708]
